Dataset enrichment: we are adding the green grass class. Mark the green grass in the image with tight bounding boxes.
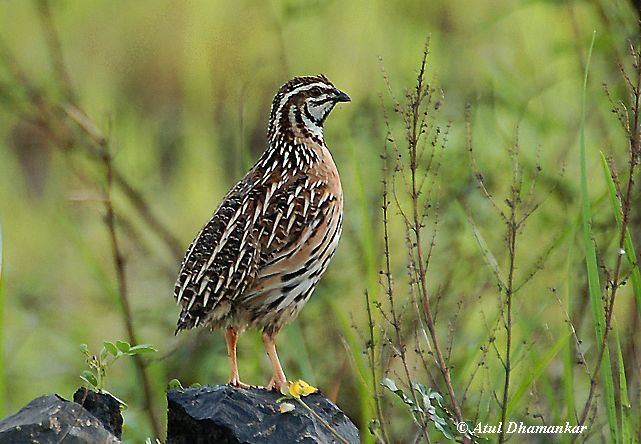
[0,221,4,416]
[600,152,641,320]
[599,144,638,444]
[563,223,577,439]
[614,325,632,443]
[505,332,570,418]
[578,31,618,443]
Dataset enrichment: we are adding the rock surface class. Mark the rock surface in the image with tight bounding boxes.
[167,385,360,444]
[0,393,120,444]
[73,387,123,438]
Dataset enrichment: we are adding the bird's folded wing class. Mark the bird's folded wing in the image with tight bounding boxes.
[174,178,261,330]
[253,172,336,277]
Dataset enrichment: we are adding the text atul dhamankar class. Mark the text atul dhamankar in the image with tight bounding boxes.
[473,422,587,435]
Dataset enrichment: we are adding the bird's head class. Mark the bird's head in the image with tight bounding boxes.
[268,74,350,142]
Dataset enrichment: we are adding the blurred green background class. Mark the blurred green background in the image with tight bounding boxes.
[0,0,640,442]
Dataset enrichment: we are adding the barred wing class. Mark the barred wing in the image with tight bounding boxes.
[174,177,261,331]
[256,172,336,266]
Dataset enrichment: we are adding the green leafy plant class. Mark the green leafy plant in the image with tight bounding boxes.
[166,379,184,391]
[79,340,157,393]
[381,378,458,441]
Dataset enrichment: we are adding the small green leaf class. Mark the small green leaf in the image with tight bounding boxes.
[116,340,130,353]
[167,379,183,390]
[381,377,416,409]
[433,419,454,440]
[411,383,457,440]
[103,341,119,356]
[128,344,158,355]
[99,347,109,362]
[80,370,98,388]
[380,377,399,392]
[381,378,398,393]
[190,382,202,388]
[79,376,94,388]
[79,344,92,359]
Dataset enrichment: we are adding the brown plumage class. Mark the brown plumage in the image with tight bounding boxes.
[174,75,350,390]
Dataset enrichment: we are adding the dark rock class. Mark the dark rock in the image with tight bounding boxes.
[0,394,120,444]
[167,385,359,444]
[73,387,123,439]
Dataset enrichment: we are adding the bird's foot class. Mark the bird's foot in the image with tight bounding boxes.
[266,375,287,392]
[228,378,251,389]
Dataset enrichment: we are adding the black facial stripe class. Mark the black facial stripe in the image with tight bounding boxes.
[310,97,334,106]
[294,104,305,125]
[303,104,321,124]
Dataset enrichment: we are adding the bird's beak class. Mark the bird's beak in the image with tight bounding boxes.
[332,88,351,103]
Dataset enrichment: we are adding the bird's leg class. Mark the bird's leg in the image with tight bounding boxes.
[262,331,287,391]
[225,326,250,389]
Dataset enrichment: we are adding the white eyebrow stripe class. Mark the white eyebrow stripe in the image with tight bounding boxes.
[311,93,331,103]
[277,82,330,112]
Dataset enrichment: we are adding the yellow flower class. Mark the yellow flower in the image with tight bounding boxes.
[288,379,318,398]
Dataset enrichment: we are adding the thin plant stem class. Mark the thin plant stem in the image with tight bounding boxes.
[365,290,390,443]
[382,140,423,421]
[102,148,162,438]
[576,37,641,434]
[35,0,76,103]
[296,398,350,444]
[406,50,465,431]
[380,40,467,442]
[498,171,519,444]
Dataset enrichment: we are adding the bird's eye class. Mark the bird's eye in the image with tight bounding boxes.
[311,87,322,95]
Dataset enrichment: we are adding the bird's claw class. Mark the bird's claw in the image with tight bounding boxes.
[228,379,251,389]
[266,377,287,392]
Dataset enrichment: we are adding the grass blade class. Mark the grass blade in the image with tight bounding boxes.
[466,212,507,289]
[600,150,639,441]
[505,332,569,417]
[578,31,618,443]
[563,223,577,436]
[599,151,641,320]
[614,324,631,444]
[0,221,4,416]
